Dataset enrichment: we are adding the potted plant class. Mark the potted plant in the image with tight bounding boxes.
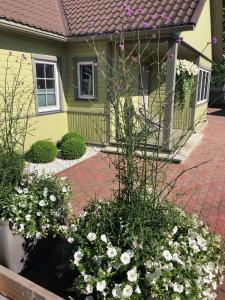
[0,173,72,273]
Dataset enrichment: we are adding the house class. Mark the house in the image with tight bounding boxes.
[0,0,223,152]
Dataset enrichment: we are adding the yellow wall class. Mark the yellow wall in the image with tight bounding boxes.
[0,31,69,150]
[182,0,212,60]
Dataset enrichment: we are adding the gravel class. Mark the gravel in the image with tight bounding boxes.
[24,146,101,175]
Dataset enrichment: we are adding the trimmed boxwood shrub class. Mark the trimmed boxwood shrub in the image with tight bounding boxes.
[61,132,84,144]
[27,140,57,163]
[61,138,86,160]
[0,151,25,185]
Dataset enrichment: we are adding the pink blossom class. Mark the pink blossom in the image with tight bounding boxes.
[143,21,149,29]
[119,43,125,50]
[151,14,158,21]
[151,25,157,31]
[211,36,218,45]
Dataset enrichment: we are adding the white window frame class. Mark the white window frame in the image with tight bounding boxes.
[77,61,95,99]
[196,68,211,105]
[35,60,60,113]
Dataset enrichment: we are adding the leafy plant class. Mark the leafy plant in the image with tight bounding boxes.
[1,173,72,239]
[211,58,225,87]
[0,151,25,186]
[27,140,57,163]
[61,138,86,160]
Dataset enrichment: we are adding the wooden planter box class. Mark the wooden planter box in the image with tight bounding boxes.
[0,265,63,300]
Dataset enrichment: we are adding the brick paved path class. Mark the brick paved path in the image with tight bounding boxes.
[58,107,225,299]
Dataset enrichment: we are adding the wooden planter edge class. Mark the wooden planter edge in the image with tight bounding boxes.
[0,265,64,300]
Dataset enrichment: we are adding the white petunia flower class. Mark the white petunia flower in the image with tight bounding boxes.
[87,232,97,242]
[36,232,42,239]
[163,250,172,261]
[62,187,67,193]
[127,267,138,282]
[39,200,46,207]
[135,285,141,294]
[25,214,31,221]
[37,211,42,216]
[68,237,74,243]
[122,285,133,298]
[120,252,131,265]
[100,234,107,243]
[23,188,29,194]
[84,275,93,283]
[74,250,83,266]
[172,282,184,294]
[85,284,93,294]
[112,285,123,298]
[172,226,178,235]
[50,195,56,202]
[71,224,78,231]
[43,187,48,197]
[107,247,117,258]
[96,280,106,292]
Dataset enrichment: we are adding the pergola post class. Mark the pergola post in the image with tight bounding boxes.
[162,41,178,151]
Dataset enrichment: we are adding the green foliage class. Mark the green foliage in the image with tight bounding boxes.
[61,132,84,144]
[0,173,72,239]
[27,140,57,163]
[0,151,25,186]
[58,198,225,299]
[175,75,194,110]
[211,58,225,87]
[61,138,86,160]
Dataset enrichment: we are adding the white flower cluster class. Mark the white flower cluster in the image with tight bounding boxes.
[63,207,224,300]
[177,59,199,76]
[1,174,71,239]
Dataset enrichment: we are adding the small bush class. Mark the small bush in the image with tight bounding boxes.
[27,140,57,163]
[61,138,86,160]
[0,151,25,186]
[61,132,84,144]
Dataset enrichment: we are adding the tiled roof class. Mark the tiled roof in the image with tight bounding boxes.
[0,0,205,37]
[62,0,203,36]
[0,0,69,36]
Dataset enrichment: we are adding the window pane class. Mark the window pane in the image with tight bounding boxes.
[197,70,202,102]
[36,63,45,78]
[45,64,54,78]
[37,79,46,91]
[38,94,47,107]
[204,73,209,100]
[201,71,206,101]
[47,94,56,106]
[46,80,55,93]
[79,64,93,96]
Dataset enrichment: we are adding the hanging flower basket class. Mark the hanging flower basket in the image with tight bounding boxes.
[175,60,199,110]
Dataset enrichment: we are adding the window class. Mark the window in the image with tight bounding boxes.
[35,60,60,112]
[197,68,211,104]
[77,61,95,99]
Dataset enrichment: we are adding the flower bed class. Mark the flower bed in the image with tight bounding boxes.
[56,200,225,300]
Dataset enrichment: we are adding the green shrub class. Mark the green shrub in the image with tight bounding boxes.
[58,197,225,300]
[61,138,86,160]
[61,132,84,144]
[0,151,25,186]
[27,140,57,163]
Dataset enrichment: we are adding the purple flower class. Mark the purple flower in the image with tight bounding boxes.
[151,14,158,21]
[211,36,218,45]
[151,25,157,31]
[119,43,125,50]
[124,5,133,17]
[176,37,183,44]
[143,21,149,29]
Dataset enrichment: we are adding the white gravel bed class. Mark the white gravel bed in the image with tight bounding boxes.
[24,146,101,175]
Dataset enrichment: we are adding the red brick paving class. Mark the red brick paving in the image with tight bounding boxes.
[58,107,225,299]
